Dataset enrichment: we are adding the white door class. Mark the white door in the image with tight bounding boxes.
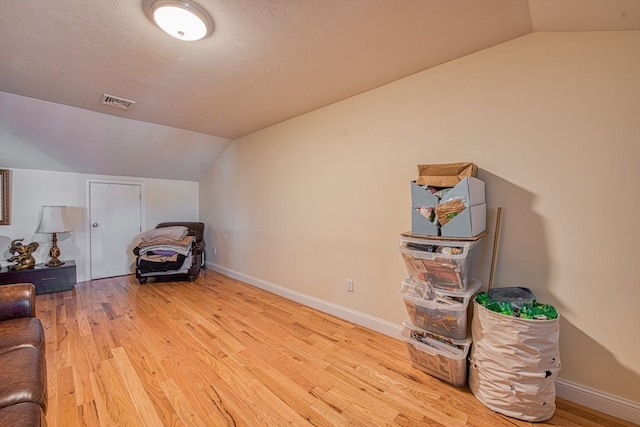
[89,182,142,279]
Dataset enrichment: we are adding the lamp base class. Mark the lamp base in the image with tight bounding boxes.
[45,258,65,267]
[46,232,65,267]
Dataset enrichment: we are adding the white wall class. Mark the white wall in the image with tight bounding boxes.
[200,30,640,415]
[0,168,199,282]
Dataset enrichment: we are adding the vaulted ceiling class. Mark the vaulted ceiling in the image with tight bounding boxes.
[1,0,638,181]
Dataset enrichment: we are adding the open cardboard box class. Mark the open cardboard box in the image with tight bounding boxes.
[411,176,487,238]
[440,203,486,238]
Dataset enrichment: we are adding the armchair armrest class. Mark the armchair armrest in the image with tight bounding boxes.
[192,241,206,256]
[0,283,36,321]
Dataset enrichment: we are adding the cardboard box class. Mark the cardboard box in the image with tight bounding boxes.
[440,203,486,238]
[441,176,485,206]
[411,176,487,238]
[410,181,439,236]
[415,162,478,187]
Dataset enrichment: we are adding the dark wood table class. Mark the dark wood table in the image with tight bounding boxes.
[0,260,76,294]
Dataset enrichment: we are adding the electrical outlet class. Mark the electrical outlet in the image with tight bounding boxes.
[347,279,354,292]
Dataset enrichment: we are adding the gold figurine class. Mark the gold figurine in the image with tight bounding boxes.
[8,238,39,270]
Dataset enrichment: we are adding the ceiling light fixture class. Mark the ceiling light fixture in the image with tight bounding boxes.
[144,0,213,41]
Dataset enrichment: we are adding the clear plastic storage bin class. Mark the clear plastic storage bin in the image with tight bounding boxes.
[400,320,471,387]
[398,236,480,291]
[399,277,481,340]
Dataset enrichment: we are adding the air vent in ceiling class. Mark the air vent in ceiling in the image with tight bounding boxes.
[99,94,136,110]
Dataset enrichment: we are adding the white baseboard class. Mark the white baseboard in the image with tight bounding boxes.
[206,262,639,424]
[208,262,401,337]
[556,378,640,424]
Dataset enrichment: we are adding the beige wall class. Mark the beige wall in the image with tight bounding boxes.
[200,31,640,403]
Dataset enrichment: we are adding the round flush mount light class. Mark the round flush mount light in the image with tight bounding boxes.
[144,0,214,41]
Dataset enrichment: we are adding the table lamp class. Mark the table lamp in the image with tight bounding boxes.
[36,206,72,267]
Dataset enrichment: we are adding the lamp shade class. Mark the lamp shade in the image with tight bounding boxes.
[37,206,72,233]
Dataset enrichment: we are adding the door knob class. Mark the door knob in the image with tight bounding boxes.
[92,223,99,227]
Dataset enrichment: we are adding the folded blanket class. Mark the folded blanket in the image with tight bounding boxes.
[138,253,187,273]
[140,253,179,263]
[139,245,192,257]
[141,226,188,243]
[150,250,176,257]
[138,253,192,276]
[139,267,190,277]
[138,235,194,251]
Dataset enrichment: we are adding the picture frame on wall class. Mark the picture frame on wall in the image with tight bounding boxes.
[0,169,10,225]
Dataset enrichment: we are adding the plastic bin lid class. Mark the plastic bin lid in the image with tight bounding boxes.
[400,320,471,356]
[400,277,481,301]
[397,245,469,260]
[488,287,536,306]
[400,236,480,252]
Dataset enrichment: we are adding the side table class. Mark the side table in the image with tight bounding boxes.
[0,261,76,294]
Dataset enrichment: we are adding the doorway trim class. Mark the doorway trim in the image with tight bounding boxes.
[83,178,147,282]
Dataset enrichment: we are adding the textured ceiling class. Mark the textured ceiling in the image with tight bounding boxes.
[1,0,639,180]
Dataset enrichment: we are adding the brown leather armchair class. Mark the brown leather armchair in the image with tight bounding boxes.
[0,283,48,427]
[133,222,206,284]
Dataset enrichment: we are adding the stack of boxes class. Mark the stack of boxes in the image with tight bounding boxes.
[397,163,486,387]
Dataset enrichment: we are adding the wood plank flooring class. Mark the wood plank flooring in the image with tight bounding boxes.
[34,269,635,427]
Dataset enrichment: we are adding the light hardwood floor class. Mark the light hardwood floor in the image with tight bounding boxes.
[34,269,634,427]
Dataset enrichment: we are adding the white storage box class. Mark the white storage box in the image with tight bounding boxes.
[411,176,486,238]
[398,237,480,291]
[399,277,481,339]
[400,320,471,387]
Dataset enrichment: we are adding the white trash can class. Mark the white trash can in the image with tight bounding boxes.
[468,301,561,422]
